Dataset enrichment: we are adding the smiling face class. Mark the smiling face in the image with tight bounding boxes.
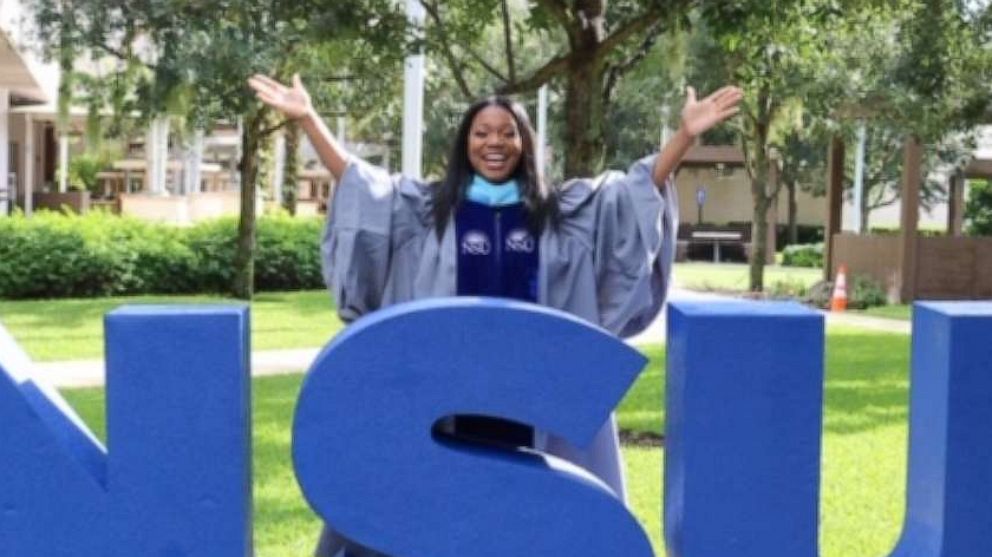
[467,105,524,183]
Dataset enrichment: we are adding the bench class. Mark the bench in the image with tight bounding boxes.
[677,224,752,262]
[691,230,744,263]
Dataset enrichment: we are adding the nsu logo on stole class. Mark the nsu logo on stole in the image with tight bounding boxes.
[461,231,491,255]
[505,228,535,253]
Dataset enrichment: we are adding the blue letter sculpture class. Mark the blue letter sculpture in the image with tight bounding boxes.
[664,300,992,557]
[890,302,992,557]
[0,306,251,557]
[3,297,992,557]
[665,301,824,557]
[293,297,653,557]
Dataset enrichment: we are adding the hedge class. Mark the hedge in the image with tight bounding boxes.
[781,243,824,268]
[0,211,325,299]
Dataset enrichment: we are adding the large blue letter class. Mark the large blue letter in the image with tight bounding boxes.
[293,297,652,556]
[891,302,992,557]
[665,301,824,557]
[0,306,252,556]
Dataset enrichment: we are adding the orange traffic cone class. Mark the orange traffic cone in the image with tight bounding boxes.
[831,265,848,312]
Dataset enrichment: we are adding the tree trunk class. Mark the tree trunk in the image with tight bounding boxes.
[561,4,608,179]
[861,190,871,235]
[562,62,608,178]
[282,120,300,215]
[748,148,771,292]
[232,109,265,300]
[787,180,798,245]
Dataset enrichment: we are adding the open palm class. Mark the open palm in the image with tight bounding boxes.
[248,74,312,120]
[681,86,743,138]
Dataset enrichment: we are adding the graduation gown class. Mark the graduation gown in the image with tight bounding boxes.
[315,155,678,556]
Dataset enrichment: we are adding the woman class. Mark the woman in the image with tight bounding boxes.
[249,74,742,557]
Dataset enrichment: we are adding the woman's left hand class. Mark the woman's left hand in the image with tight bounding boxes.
[680,85,743,138]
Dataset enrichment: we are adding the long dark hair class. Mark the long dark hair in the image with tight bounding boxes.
[432,96,558,238]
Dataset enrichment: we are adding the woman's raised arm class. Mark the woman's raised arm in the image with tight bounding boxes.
[248,74,350,180]
[652,85,743,187]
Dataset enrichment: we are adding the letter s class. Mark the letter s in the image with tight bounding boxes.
[293,297,653,556]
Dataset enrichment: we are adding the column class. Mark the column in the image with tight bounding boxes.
[183,130,205,196]
[145,119,158,194]
[402,0,426,180]
[0,89,8,215]
[947,172,964,237]
[537,85,549,178]
[824,135,845,281]
[899,136,922,303]
[58,135,69,193]
[272,131,285,206]
[851,121,867,233]
[23,114,33,216]
[158,118,170,194]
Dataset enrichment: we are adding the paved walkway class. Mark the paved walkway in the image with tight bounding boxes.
[28,287,910,389]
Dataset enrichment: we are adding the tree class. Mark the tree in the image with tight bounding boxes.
[420,0,696,177]
[30,0,407,299]
[966,179,992,236]
[831,0,992,232]
[779,125,828,244]
[691,1,844,291]
[691,0,992,290]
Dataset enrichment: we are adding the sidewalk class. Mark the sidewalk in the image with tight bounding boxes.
[28,287,910,389]
[821,310,911,334]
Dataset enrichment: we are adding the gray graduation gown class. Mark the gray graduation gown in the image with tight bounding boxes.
[316,155,678,557]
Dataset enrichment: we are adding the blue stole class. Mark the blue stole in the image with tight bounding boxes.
[454,177,539,303]
[454,176,539,446]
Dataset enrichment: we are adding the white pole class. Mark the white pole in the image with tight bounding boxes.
[157,117,170,194]
[0,89,8,215]
[852,120,867,233]
[272,131,286,206]
[402,0,426,180]
[184,129,205,196]
[23,114,34,216]
[660,104,672,147]
[58,135,69,193]
[337,115,347,148]
[537,85,549,178]
[145,119,158,194]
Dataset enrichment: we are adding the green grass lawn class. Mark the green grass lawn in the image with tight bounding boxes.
[674,262,823,292]
[59,328,911,557]
[0,290,344,361]
[857,304,912,321]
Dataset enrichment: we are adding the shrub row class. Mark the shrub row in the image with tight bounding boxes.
[0,211,325,299]
[781,242,824,268]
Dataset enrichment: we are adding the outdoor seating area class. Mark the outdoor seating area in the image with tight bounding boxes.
[677,223,753,263]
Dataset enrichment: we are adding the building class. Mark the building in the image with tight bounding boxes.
[0,0,61,216]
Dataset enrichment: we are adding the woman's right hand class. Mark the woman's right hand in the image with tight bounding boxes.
[248,73,313,120]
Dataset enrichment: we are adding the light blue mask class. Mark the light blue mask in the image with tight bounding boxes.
[466,174,521,207]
